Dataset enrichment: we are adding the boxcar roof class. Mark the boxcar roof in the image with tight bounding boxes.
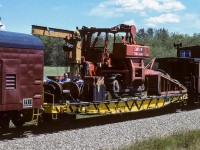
[156,57,200,63]
[0,31,44,50]
[178,45,200,50]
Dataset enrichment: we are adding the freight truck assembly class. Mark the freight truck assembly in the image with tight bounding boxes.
[0,24,190,129]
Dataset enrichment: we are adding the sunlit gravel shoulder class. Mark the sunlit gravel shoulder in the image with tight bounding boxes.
[1,109,200,150]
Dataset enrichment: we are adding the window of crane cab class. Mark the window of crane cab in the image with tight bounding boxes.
[89,32,114,51]
[180,50,191,58]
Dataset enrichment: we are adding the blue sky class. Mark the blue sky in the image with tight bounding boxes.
[0,0,200,35]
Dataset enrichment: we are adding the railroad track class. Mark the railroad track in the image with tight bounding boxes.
[1,106,200,150]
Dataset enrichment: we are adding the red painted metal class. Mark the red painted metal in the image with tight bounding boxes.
[0,47,44,111]
[0,31,44,111]
[78,24,187,99]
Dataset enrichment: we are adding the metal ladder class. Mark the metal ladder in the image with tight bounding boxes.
[32,108,41,125]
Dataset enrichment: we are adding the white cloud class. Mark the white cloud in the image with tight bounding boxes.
[123,19,136,25]
[141,0,185,12]
[145,13,180,27]
[89,1,123,18]
[89,0,185,18]
[116,0,186,12]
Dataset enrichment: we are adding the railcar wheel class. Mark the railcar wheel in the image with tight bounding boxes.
[11,118,25,128]
[11,112,26,128]
[0,113,10,129]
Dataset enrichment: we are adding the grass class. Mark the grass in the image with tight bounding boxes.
[44,66,69,76]
[120,129,200,150]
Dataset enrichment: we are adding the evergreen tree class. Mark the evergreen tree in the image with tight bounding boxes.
[37,28,200,66]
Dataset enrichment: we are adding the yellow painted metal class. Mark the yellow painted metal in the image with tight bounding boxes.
[32,25,82,76]
[32,25,73,38]
[31,108,40,125]
[43,93,188,116]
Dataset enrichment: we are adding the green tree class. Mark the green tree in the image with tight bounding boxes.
[37,35,67,66]
[37,28,200,66]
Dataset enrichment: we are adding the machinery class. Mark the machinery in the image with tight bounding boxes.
[31,24,187,122]
[77,25,187,100]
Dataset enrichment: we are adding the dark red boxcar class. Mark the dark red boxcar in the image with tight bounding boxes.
[0,32,44,111]
[0,31,44,111]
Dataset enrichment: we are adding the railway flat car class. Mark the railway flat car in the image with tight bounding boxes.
[33,25,188,123]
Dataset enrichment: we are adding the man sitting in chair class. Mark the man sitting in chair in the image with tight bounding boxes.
[59,73,71,83]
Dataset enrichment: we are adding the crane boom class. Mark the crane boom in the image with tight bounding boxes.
[32,25,73,38]
[32,25,81,77]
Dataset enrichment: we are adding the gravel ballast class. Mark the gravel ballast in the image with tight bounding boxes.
[1,109,200,150]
